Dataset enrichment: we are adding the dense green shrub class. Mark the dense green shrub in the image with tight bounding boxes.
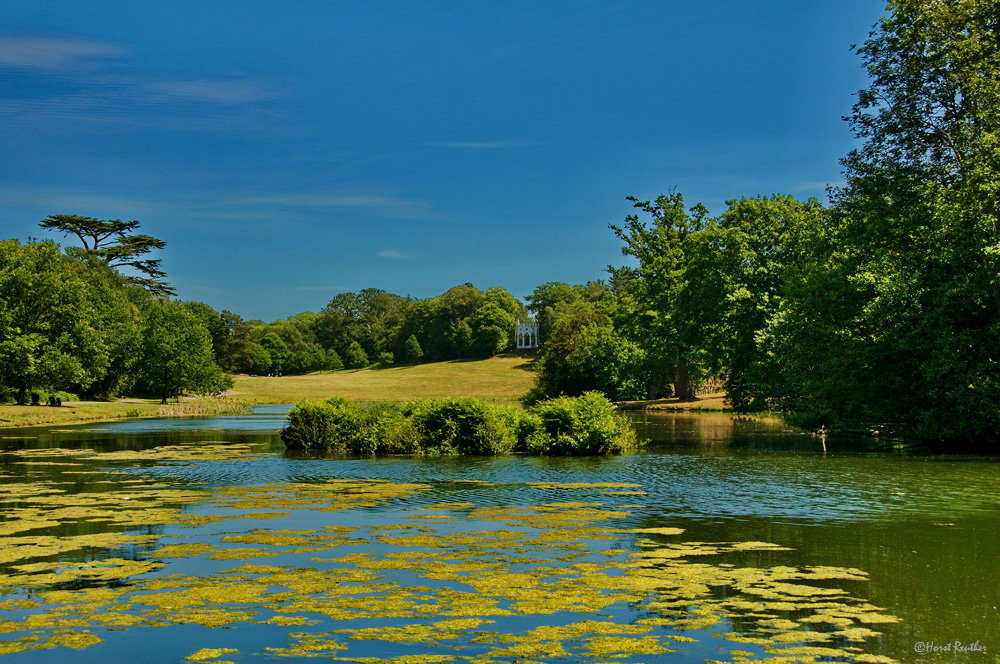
[346,402,421,454]
[404,398,520,454]
[281,392,638,456]
[279,396,355,450]
[529,391,636,454]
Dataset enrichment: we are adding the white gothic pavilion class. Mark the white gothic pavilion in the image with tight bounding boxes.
[515,320,539,349]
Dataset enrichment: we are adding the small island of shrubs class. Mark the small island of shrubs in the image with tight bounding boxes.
[280,391,637,455]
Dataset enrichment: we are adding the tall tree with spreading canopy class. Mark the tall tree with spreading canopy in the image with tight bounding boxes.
[714,196,829,411]
[38,215,174,296]
[610,194,727,400]
[0,240,140,403]
[777,0,1000,443]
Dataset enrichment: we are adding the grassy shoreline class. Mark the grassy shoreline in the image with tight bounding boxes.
[0,356,732,430]
[616,392,730,412]
[0,356,538,429]
[0,400,162,429]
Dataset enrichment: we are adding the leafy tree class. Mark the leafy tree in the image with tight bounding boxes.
[451,319,474,358]
[438,284,485,323]
[219,310,253,372]
[326,348,344,371]
[38,215,173,295]
[469,302,515,357]
[483,286,524,318]
[254,317,335,374]
[610,194,722,400]
[771,0,1000,443]
[133,300,225,403]
[247,343,272,375]
[0,240,121,403]
[344,340,369,370]
[531,313,646,402]
[403,334,423,365]
[182,302,227,361]
[712,196,829,410]
[394,298,443,361]
[316,289,410,360]
[259,332,289,374]
[526,281,613,343]
[286,311,321,343]
[76,262,144,399]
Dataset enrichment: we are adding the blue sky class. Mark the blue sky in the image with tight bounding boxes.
[1,1,886,321]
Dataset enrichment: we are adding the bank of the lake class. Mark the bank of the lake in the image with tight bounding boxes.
[0,400,162,429]
[0,356,538,430]
[617,392,730,412]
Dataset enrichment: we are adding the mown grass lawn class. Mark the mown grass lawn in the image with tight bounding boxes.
[231,355,537,404]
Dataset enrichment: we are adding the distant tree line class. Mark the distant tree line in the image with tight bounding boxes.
[176,282,530,378]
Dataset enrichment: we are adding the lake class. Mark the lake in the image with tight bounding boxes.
[0,408,996,663]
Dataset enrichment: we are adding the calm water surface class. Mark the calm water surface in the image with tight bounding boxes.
[0,409,996,663]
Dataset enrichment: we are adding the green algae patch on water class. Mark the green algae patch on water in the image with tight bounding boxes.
[208,480,430,513]
[154,542,219,558]
[419,502,476,510]
[0,444,900,664]
[630,526,686,536]
[185,647,239,661]
[524,482,644,490]
[582,634,675,657]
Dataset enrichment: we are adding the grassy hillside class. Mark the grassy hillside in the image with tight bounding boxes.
[231,355,537,404]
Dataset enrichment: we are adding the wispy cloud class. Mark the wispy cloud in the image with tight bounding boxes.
[138,77,279,105]
[0,32,281,133]
[244,193,439,220]
[0,185,162,217]
[793,180,843,192]
[0,34,124,70]
[429,141,520,149]
[377,249,409,259]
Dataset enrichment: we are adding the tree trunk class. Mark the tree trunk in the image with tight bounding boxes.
[161,366,170,404]
[673,362,695,401]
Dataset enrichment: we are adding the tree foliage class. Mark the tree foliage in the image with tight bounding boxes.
[531,313,645,402]
[526,281,614,343]
[609,194,723,400]
[0,240,139,403]
[762,0,1000,443]
[713,196,829,410]
[133,300,227,403]
[38,215,173,295]
[344,340,369,370]
[403,334,424,365]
